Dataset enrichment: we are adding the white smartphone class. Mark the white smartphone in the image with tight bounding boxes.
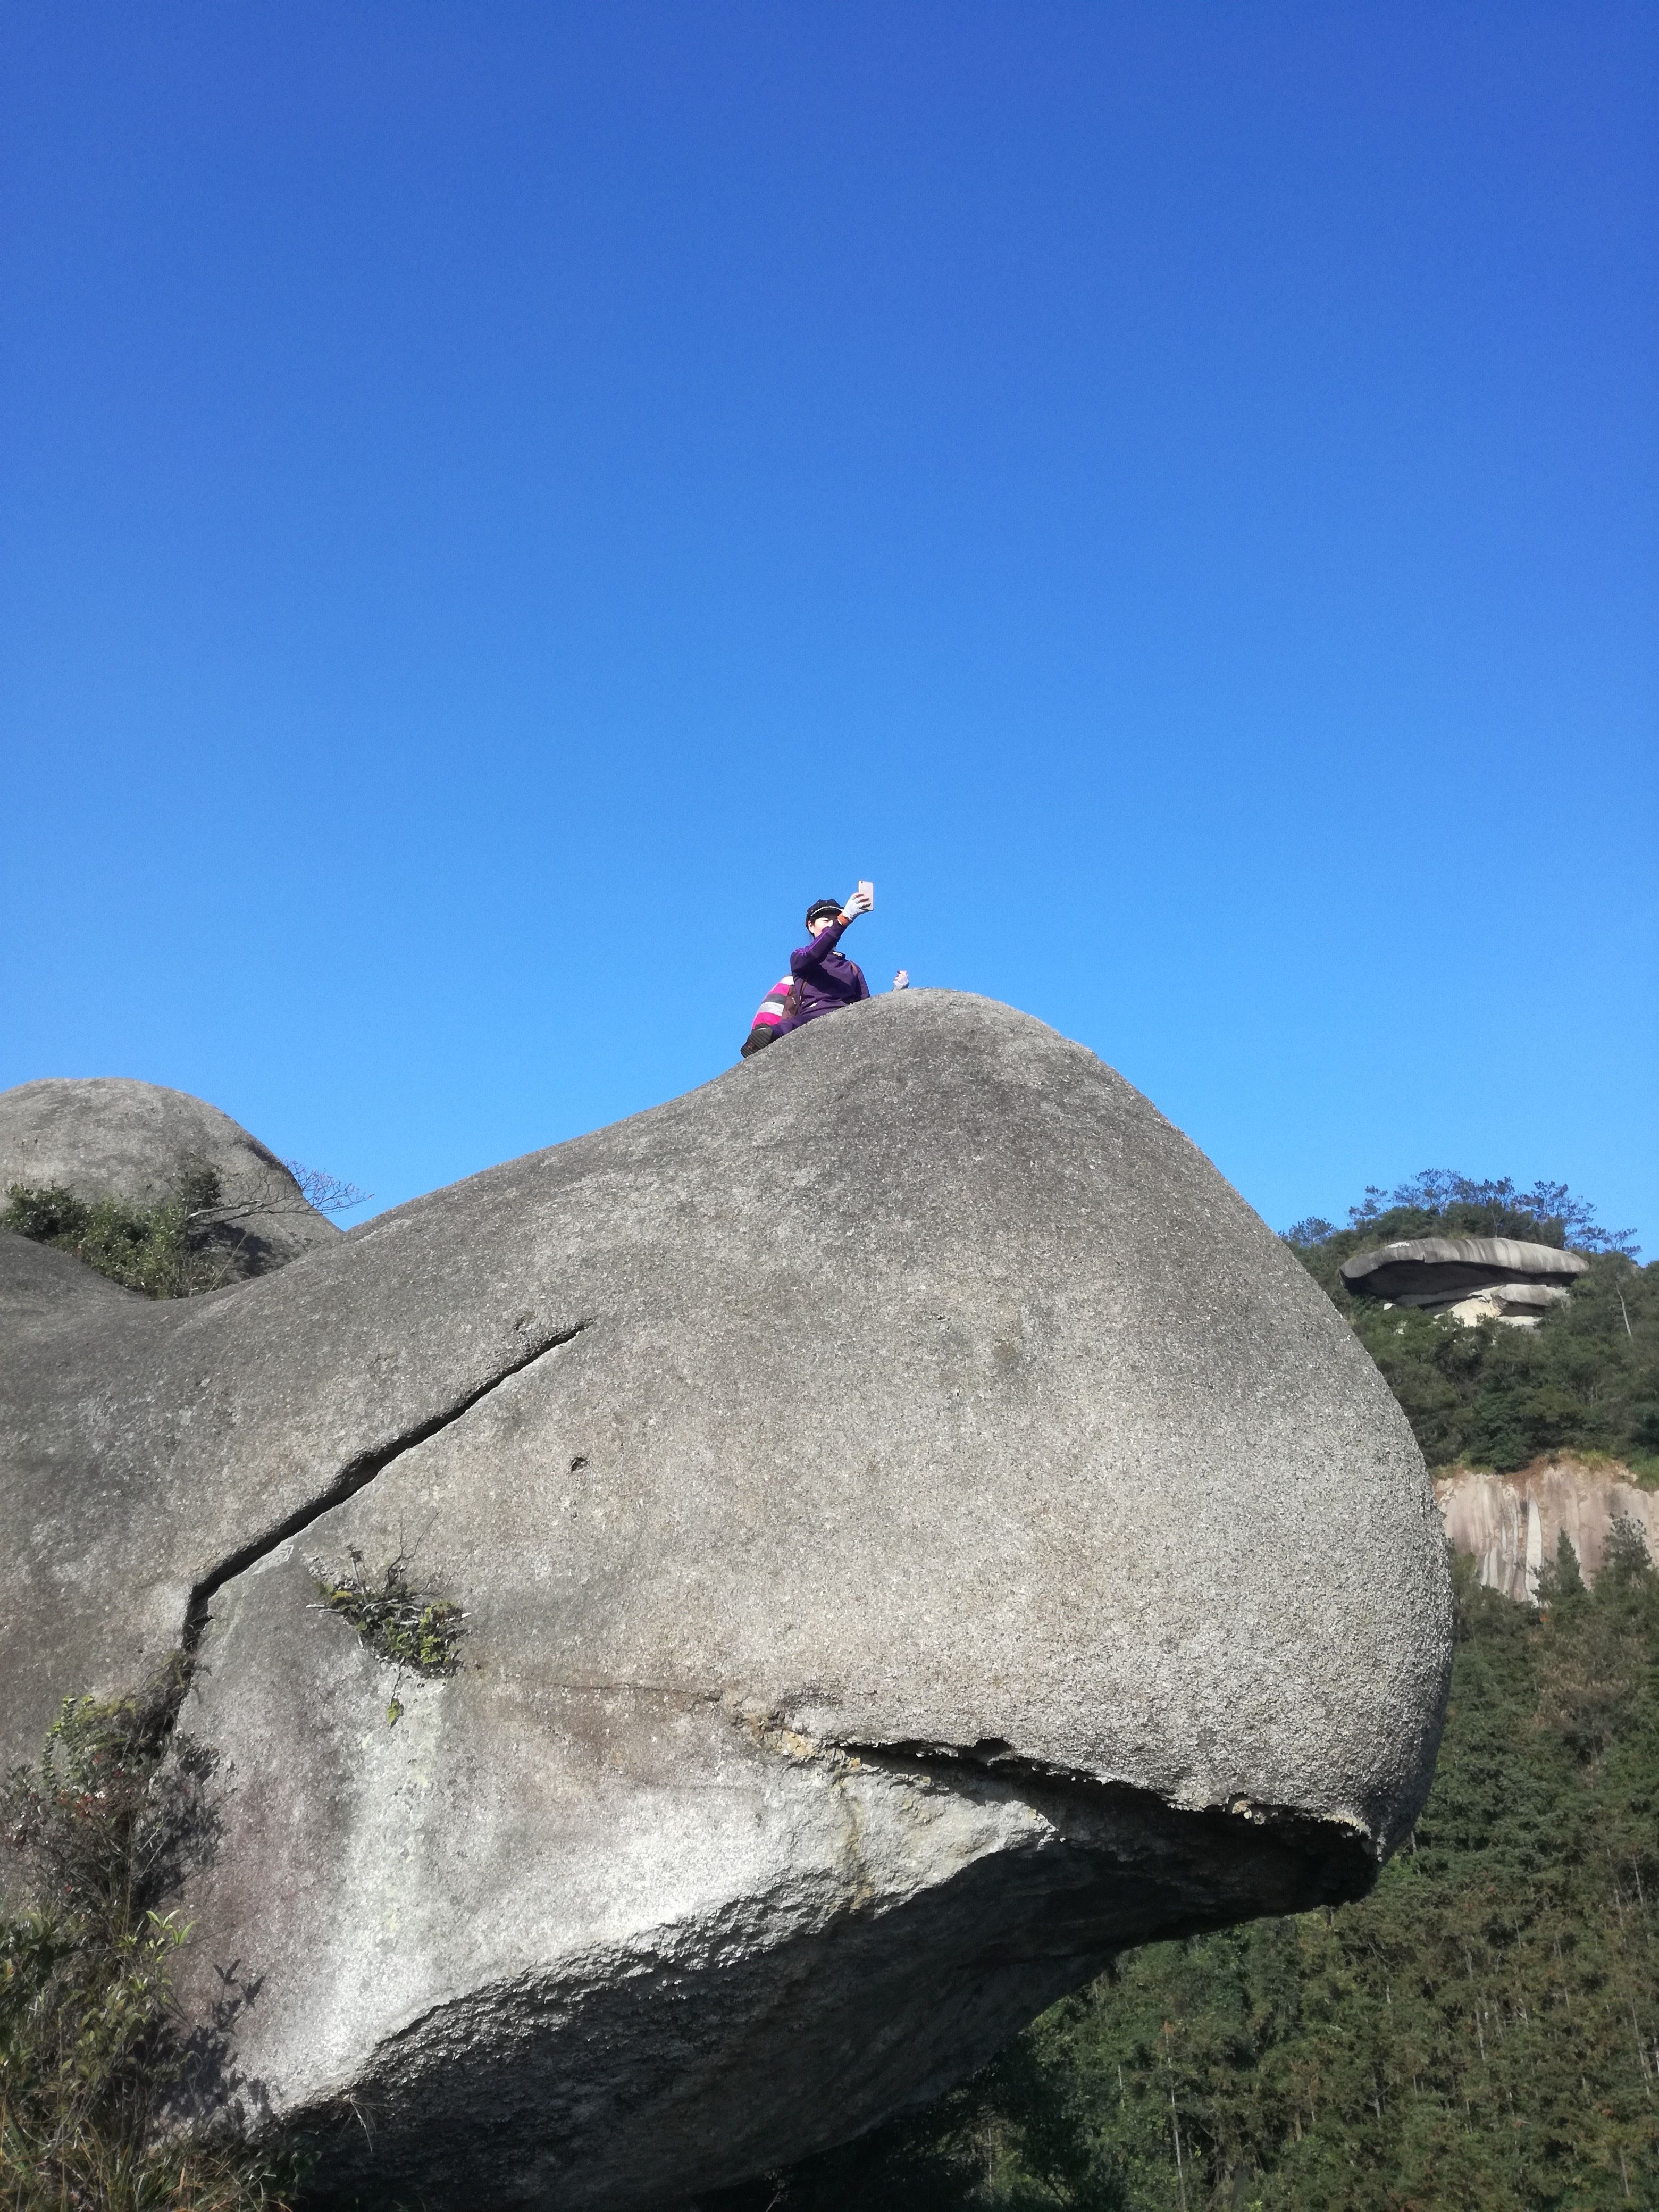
[859,879,874,907]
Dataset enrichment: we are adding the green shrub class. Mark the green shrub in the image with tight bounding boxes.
[2,1171,233,1300]
[1,1683,294,2211]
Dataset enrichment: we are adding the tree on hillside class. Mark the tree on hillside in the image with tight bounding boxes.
[1285,1170,1638,1276]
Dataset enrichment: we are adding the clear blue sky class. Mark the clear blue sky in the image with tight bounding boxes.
[4,3,1655,1244]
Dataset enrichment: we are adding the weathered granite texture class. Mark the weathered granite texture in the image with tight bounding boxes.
[0,1075,341,1277]
[0,994,1452,2209]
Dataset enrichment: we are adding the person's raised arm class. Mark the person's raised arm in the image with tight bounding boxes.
[790,885,871,974]
[790,917,846,975]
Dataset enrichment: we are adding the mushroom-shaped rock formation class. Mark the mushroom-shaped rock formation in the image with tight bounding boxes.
[1339,1235,1588,1327]
[0,995,1451,2211]
[0,1075,342,1278]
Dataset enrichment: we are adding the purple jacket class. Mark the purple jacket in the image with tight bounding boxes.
[781,916,869,1028]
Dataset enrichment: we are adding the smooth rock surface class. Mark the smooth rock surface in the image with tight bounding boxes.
[0,994,1452,2209]
[0,1075,341,1277]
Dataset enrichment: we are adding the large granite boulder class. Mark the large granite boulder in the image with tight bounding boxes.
[0,994,1451,2209]
[0,1075,342,1278]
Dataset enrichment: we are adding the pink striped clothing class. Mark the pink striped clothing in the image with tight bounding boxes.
[750,976,792,1032]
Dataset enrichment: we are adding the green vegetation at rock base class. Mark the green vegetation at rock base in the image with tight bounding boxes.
[0,1685,296,2211]
[2,1159,363,1301]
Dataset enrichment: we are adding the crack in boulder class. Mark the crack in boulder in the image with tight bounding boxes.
[184,1318,592,1645]
[766,1727,1380,1921]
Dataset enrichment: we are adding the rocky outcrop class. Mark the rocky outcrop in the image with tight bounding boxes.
[0,1076,341,1278]
[1437,1459,1658,1599]
[1340,1236,1587,1327]
[0,994,1451,2211]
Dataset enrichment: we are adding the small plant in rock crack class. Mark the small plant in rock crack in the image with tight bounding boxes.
[307,1550,466,1725]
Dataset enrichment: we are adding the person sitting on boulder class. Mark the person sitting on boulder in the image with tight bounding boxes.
[739,888,893,1058]
[779,886,874,1032]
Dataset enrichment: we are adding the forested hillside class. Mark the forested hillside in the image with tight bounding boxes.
[1284,1174,1656,1478]
[711,1175,1659,2212]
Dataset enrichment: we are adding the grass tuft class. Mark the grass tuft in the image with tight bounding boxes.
[308,1551,466,1726]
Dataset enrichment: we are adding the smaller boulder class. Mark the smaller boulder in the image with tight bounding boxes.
[0,1077,343,1279]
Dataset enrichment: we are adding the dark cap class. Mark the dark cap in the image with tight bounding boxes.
[805,898,843,928]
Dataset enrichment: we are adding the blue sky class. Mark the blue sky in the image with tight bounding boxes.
[3,3,1655,1244]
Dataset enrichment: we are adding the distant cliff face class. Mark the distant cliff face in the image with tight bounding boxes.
[1437,1458,1659,1600]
